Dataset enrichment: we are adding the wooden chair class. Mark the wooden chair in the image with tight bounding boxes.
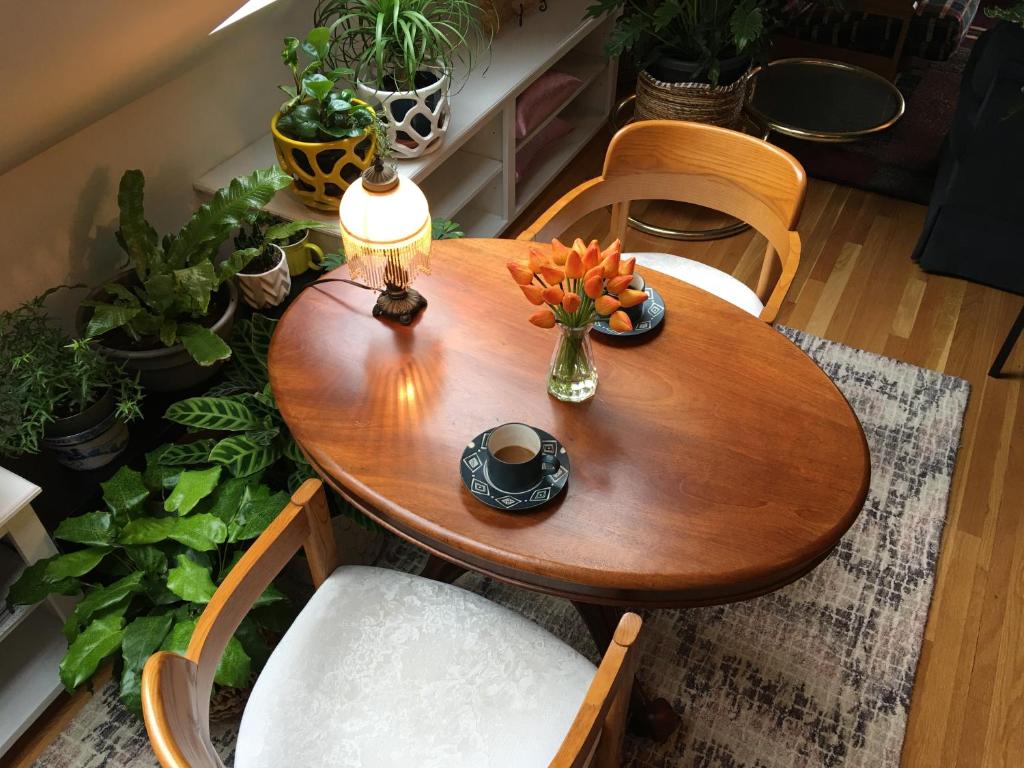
[518,120,807,324]
[142,479,642,768]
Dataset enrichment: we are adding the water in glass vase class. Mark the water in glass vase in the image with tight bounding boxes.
[547,323,598,402]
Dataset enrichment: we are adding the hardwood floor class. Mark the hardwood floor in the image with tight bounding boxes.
[6,131,1022,767]
[513,129,1024,768]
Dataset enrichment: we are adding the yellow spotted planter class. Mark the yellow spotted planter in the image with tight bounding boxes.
[271,105,377,212]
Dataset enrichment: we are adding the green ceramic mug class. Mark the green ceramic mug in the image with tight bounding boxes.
[281,231,324,276]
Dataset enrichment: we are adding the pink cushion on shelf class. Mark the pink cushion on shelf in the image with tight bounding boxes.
[516,118,574,184]
[515,71,583,140]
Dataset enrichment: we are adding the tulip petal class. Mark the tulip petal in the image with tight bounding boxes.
[600,239,622,261]
[542,285,564,305]
[507,261,534,286]
[581,241,601,271]
[528,247,549,274]
[602,250,621,279]
[618,289,649,308]
[618,256,636,276]
[565,251,584,279]
[529,307,557,329]
[584,265,604,283]
[551,238,569,266]
[562,291,582,313]
[609,311,633,332]
[584,275,603,299]
[539,266,566,285]
[606,274,632,295]
[520,284,545,305]
[571,238,587,256]
[595,294,621,316]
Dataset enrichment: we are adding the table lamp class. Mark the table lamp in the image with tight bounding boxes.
[338,155,432,325]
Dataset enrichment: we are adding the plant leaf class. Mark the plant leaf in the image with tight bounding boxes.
[172,262,218,316]
[161,619,252,689]
[64,573,144,641]
[84,303,141,338]
[210,434,282,478]
[119,515,227,552]
[115,169,162,279]
[155,440,217,466]
[125,545,169,576]
[54,511,117,546]
[119,613,174,714]
[44,547,111,582]
[164,397,264,431]
[177,324,232,367]
[200,476,251,524]
[165,466,222,516]
[101,467,150,517]
[6,559,80,606]
[166,555,218,604]
[60,610,126,691]
[228,487,289,541]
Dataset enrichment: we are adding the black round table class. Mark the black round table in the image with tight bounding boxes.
[746,58,905,143]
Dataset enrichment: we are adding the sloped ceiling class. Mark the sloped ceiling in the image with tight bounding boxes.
[0,0,279,174]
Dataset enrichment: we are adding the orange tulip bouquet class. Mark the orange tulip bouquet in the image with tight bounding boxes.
[506,238,648,402]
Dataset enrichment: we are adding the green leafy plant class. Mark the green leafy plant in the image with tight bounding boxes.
[162,315,314,491]
[83,167,293,366]
[276,26,377,142]
[314,0,489,91]
[233,211,341,274]
[586,0,782,85]
[1,289,142,456]
[987,1,1024,26]
[6,462,293,713]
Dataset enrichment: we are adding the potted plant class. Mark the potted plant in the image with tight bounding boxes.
[232,214,334,309]
[78,167,292,392]
[586,0,782,126]
[1,289,143,470]
[272,27,379,211]
[5,459,295,718]
[314,0,488,158]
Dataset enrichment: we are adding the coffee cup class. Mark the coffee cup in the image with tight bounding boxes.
[486,423,560,491]
[281,230,325,276]
[624,273,648,325]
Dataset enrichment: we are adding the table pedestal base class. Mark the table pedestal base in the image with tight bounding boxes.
[418,555,682,743]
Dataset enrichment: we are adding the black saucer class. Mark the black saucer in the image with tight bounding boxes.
[593,286,666,337]
[460,426,570,511]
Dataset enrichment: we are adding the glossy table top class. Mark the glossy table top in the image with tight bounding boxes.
[269,238,870,607]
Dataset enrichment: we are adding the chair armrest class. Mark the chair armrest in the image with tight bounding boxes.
[548,613,643,768]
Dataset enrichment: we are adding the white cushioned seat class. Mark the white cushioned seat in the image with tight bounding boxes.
[235,566,596,768]
[632,251,765,317]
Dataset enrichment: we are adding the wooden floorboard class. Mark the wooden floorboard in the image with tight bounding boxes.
[7,131,1023,767]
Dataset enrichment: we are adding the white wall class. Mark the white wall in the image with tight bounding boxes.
[0,0,311,325]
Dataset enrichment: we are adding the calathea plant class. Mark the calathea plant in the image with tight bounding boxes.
[163,316,314,490]
[83,167,293,366]
[276,26,376,143]
[6,461,294,714]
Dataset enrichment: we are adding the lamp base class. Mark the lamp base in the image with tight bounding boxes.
[372,286,427,325]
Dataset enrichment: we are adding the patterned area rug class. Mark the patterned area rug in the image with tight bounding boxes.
[34,328,970,768]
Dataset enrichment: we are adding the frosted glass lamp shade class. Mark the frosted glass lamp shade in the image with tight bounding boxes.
[339,172,432,291]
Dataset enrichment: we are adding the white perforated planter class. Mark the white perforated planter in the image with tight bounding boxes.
[356,69,451,159]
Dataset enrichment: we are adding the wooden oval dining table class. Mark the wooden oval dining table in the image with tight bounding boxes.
[269,237,870,739]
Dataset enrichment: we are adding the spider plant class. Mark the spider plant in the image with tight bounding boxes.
[313,0,489,91]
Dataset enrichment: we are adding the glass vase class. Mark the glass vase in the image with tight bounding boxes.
[547,323,598,402]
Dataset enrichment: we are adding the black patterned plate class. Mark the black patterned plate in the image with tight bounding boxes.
[592,286,666,337]
[460,426,570,511]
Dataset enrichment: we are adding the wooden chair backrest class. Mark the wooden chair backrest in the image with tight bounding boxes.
[518,120,807,323]
[140,479,640,768]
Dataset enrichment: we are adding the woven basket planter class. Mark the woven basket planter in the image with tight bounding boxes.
[634,68,752,128]
[271,103,376,212]
[356,69,450,159]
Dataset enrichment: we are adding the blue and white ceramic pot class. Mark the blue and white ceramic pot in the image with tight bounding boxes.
[41,389,129,471]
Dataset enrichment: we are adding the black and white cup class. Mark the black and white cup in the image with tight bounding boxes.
[486,423,560,491]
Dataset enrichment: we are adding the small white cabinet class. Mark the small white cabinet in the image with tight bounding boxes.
[195,0,616,238]
[0,467,71,757]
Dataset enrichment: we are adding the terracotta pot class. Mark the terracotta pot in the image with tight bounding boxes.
[237,245,291,309]
[77,272,238,393]
[41,389,129,471]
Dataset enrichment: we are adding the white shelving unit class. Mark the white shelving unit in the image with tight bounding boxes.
[195,0,616,239]
[0,468,72,758]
